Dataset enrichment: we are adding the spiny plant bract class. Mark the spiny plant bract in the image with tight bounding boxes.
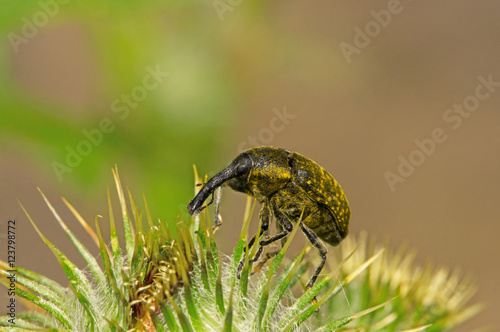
[0,167,482,331]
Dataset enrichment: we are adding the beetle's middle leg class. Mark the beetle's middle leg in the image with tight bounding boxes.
[246,205,295,272]
[275,222,288,249]
[252,222,287,268]
[251,222,286,274]
[248,216,293,274]
[254,202,295,254]
[237,201,272,278]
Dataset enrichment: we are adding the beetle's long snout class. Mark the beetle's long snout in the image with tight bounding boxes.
[187,156,251,215]
[187,194,208,216]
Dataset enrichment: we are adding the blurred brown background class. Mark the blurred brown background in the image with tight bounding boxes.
[1,1,499,331]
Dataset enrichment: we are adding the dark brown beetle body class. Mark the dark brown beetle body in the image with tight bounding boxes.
[187,146,350,289]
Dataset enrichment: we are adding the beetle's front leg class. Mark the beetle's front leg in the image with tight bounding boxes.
[237,200,272,278]
[213,187,223,231]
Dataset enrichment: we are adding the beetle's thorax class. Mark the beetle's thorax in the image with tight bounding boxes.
[247,167,289,199]
[246,148,290,198]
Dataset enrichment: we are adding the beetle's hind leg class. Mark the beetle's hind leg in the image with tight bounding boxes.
[300,223,327,305]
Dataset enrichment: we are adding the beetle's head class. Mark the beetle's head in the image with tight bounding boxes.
[187,153,253,216]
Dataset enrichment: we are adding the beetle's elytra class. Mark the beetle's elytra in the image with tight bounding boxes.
[187,146,351,290]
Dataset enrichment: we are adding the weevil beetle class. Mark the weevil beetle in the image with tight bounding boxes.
[187,146,350,290]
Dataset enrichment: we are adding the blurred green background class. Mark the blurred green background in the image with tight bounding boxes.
[1,1,499,331]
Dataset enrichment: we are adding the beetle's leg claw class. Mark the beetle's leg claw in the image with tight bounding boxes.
[237,246,263,278]
[212,214,222,233]
[306,286,320,313]
[312,298,320,313]
[250,249,280,275]
[250,252,271,275]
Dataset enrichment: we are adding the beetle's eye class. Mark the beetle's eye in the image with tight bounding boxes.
[237,164,248,174]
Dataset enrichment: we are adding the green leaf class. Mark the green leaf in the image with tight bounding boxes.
[17,311,60,328]
[196,234,211,292]
[180,258,203,331]
[262,246,307,330]
[229,197,256,284]
[113,167,135,263]
[102,316,127,332]
[180,222,196,269]
[107,186,124,278]
[94,217,122,304]
[0,270,67,315]
[222,284,235,332]
[205,210,220,269]
[150,311,168,332]
[38,189,106,290]
[260,215,302,284]
[215,257,225,316]
[315,298,395,332]
[0,316,45,329]
[129,223,145,279]
[20,203,100,328]
[161,301,179,332]
[62,197,101,251]
[254,256,274,331]
[278,244,366,329]
[0,279,73,330]
[167,292,195,332]
[0,262,67,301]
